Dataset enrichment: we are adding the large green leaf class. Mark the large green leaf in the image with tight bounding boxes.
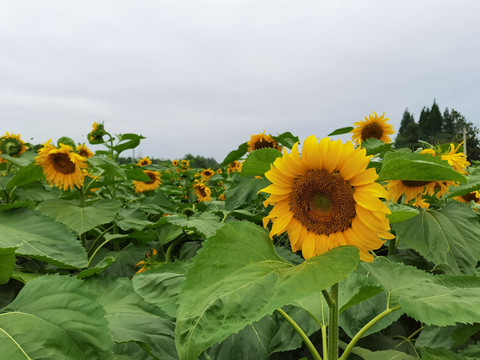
[166,212,223,238]
[0,274,114,359]
[420,347,466,360]
[362,258,480,326]
[175,222,359,360]
[112,133,146,156]
[225,176,270,210]
[0,208,87,268]
[37,199,121,235]
[378,152,467,182]
[0,248,16,284]
[88,156,127,179]
[6,164,44,188]
[386,203,420,224]
[88,277,178,360]
[133,260,189,318]
[220,142,248,167]
[240,148,282,177]
[392,201,480,274]
[348,346,418,360]
[416,323,480,349]
[272,131,299,149]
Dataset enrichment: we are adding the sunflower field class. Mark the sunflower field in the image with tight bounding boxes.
[1,116,480,360]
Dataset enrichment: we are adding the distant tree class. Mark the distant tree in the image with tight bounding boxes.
[183,153,219,169]
[394,101,480,160]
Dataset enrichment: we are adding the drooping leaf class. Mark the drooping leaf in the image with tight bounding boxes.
[76,256,116,280]
[175,222,359,360]
[88,156,127,179]
[37,199,121,235]
[220,142,248,167]
[225,176,270,211]
[0,274,114,359]
[166,212,223,238]
[362,258,480,326]
[0,208,87,269]
[57,136,76,148]
[328,126,354,136]
[88,277,178,360]
[240,148,282,177]
[112,133,146,156]
[272,131,299,149]
[378,152,467,182]
[392,201,480,274]
[6,163,44,188]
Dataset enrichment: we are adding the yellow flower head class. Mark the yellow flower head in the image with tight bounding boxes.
[137,157,152,167]
[172,159,179,166]
[133,170,161,193]
[193,181,212,202]
[180,159,190,168]
[454,190,480,204]
[0,132,28,159]
[227,160,243,173]
[260,135,394,262]
[76,144,94,158]
[351,112,395,146]
[200,168,215,180]
[35,140,88,191]
[88,122,107,144]
[247,131,282,152]
[216,168,222,174]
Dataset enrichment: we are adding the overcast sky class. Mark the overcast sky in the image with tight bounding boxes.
[1,1,479,162]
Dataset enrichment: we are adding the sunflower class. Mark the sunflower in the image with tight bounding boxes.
[35,140,88,191]
[133,170,161,193]
[0,132,28,161]
[193,181,212,202]
[216,168,222,174]
[351,112,395,146]
[247,131,282,152]
[137,157,152,167]
[261,135,394,262]
[218,193,226,201]
[172,159,179,166]
[76,144,94,158]
[227,160,243,173]
[88,122,106,144]
[200,168,215,180]
[180,159,190,168]
[454,191,480,204]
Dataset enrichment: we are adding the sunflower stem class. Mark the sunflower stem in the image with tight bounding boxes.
[339,305,401,360]
[328,283,339,360]
[276,308,322,360]
[388,238,397,256]
[322,325,328,360]
[165,234,186,263]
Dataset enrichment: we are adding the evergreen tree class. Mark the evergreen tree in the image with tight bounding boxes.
[395,109,422,149]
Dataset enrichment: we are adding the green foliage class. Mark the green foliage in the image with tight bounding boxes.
[241,148,282,177]
[183,153,219,169]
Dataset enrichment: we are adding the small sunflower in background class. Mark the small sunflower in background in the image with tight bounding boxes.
[193,180,212,202]
[227,160,243,173]
[35,140,88,191]
[218,193,226,201]
[76,144,94,158]
[133,170,161,193]
[180,159,190,169]
[134,248,160,274]
[0,132,28,162]
[200,168,215,180]
[88,122,107,144]
[172,159,179,166]
[351,112,395,146]
[261,135,394,262]
[137,156,152,167]
[247,131,282,152]
[454,191,480,205]
[216,168,222,174]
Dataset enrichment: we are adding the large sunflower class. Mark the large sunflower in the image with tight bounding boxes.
[247,131,282,152]
[0,132,28,161]
[35,140,87,191]
[261,135,394,262]
[134,170,161,193]
[193,181,212,202]
[351,112,394,145]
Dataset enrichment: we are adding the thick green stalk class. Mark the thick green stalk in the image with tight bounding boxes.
[328,283,339,360]
[339,305,401,360]
[322,325,328,360]
[277,308,322,360]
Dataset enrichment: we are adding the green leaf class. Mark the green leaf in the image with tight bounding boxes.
[339,272,383,313]
[220,142,248,167]
[88,156,127,179]
[88,277,178,360]
[125,167,152,181]
[362,258,480,326]
[386,203,420,224]
[225,176,270,211]
[76,256,116,280]
[240,148,282,177]
[392,201,480,274]
[348,346,418,360]
[272,131,299,149]
[133,261,189,318]
[448,166,480,198]
[416,324,480,349]
[328,126,354,136]
[421,347,465,360]
[0,274,114,359]
[10,270,40,284]
[166,212,223,238]
[0,208,87,269]
[37,199,121,235]
[112,133,145,156]
[115,207,153,231]
[6,164,44,188]
[378,152,467,182]
[156,221,184,246]
[57,136,76,148]
[175,222,359,360]
[141,192,177,214]
[0,154,31,167]
[0,201,35,212]
[361,138,393,156]
[0,248,16,284]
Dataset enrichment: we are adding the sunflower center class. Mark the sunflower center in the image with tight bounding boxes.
[361,122,384,141]
[197,186,207,197]
[402,180,432,187]
[462,192,480,203]
[2,139,22,156]
[145,172,157,184]
[290,169,356,235]
[51,153,76,174]
[254,139,275,150]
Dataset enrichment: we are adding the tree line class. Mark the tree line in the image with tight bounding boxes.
[395,100,480,160]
